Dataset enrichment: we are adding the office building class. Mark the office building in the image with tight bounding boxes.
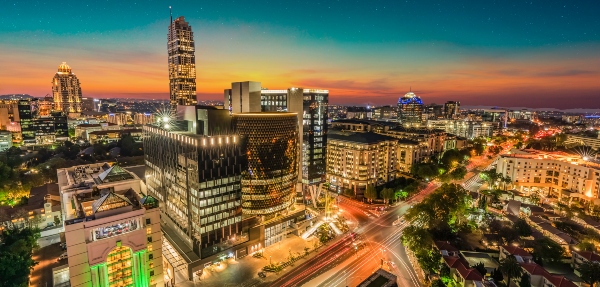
[57,163,163,287]
[346,106,372,120]
[232,113,299,216]
[133,113,155,125]
[427,119,496,139]
[371,105,397,121]
[18,99,68,145]
[397,91,424,127]
[0,130,12,151]
[444,101,460,119]
[224,82,328,186]
[0,100,19,128]
[52,62,83,114]
[81,97,96,112]
[144,106,308,281]
[424,103,444,120]
[168,16,197,113]
[496,149,600,202]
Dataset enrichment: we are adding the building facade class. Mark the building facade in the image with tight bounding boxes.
[224,82,328,186]
[0,130,11,151]
[58,163,163,287]
[18,99,68,145]
[444,101,460,119]
[168,16,197,113]
[326,132,399,197]
[232,113,299,216]
[496,149,600,202]
[397,91,424,127]
[52,62,83,114]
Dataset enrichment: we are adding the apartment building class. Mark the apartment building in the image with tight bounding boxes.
[326,132,398,197]
[496,149,600,202]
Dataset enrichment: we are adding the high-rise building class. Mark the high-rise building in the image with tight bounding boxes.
[18,99,68,145]
[57,163,163,287]
[52,62,82,114]
[224,82,329,186]
[232,113,299,216]
[397,91,423,127]
[168,16,197,114]
[444,101,460,119]
[424,103,443,120]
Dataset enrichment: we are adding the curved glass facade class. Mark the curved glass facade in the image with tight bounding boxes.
[233,113,298,215]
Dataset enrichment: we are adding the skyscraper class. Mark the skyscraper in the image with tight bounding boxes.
[52,62,82,114]
[397,91,424,127]
[168,16,197,114]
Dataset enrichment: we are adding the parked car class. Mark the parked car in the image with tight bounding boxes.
[258,271,267,278]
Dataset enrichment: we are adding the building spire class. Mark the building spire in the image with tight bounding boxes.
[169,6,172,23]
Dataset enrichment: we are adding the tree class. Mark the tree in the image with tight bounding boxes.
[577,241,597,252]
[381,188,395,205]
[401,226,433,252]
[499,256,523,287]
[473,262,487,277]
[415,249,442,274]
[343,187,354,198]
[431,279,446,287]
[519,273,531,287]
[364,184,377,203]
[513,219,532,237]
[0,227,41,287]
[578,261,600,287]
[449,166,467,180]
[529,190,541,206]
[515,141,524,149]
[491,268,504,284]
[478,195,488,211]
[532,237,564,263]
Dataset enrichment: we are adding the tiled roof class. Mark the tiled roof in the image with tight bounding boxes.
[520,263,577,287]
[573,250,600,262]
[501,245,532,258]
[435,241,459,252]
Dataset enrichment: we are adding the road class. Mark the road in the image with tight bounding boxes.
[262,182,439,287]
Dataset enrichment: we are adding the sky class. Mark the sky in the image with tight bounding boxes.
[1,0,599,108]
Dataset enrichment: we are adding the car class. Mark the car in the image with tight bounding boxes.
[57,252,68,261]
[258,271,267,278]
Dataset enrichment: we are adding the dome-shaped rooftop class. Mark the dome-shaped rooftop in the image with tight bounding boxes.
[57,62,71,73]
[403,92,416,98]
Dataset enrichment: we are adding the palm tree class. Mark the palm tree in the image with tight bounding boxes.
[499,256,523,287]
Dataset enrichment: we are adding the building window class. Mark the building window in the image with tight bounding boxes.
[150,270,154,276]
[149,253,153,260]
[146,218,151,224]
[147,236,152,243]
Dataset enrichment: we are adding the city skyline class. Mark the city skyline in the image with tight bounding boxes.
[1,1,600,108]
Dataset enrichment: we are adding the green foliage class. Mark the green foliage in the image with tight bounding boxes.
[411,162,438,179]
[514,219,532,237]
[343,187,354,198]
[414,249,442,274]
[577,241,597,252]
[532,237,564,263]
[119,134,143,157]
[519,273,532,287]
[499,256,523,286]
[491,267,504,283]
[381,188,395,204]
[430,279,446,287]
[440,264,451,277]
[0,227,41,287]
[473,262,487,277]
[577,261,600,287]
[401,225,433,251]
[405,183,471,230]
[515,141,524,149]
[364,184,377,203]
[449,166,467,180]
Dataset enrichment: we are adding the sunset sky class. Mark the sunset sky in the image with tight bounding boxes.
[1,0,599,108]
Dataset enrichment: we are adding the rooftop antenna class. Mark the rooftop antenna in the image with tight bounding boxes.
[169,6,172,23]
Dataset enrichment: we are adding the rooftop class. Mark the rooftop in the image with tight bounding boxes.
[328,132,398,144]
[357,268,398,287]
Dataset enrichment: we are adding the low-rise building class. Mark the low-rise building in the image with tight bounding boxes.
[496,149,600,203]
[519,262,577,287]
[0,183,62,234]
[572,250,600,276]
[499,245,533,263]
[564,133,600,150]
[74,123,120,140]
[88,129,142,144]
[357,268,398,287]
[58,163,163,287]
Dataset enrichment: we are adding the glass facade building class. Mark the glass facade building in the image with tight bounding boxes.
[168,16,197,114]
[397,91,424,127]
[18,99,68,145]
[52,62,82,114]
[232,113,299,216]
[143,126,248,258]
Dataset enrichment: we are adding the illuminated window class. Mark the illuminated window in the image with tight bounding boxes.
[106,246,133,287]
